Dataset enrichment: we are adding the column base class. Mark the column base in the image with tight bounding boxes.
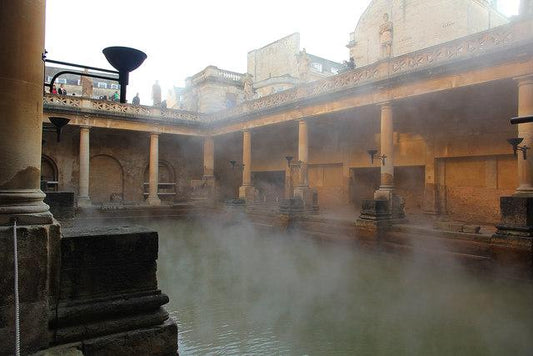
[293,186,319,213]
[373,189,406,220]
[493,196,533,239]
[146,195,161,206]
[0,189,53,225]
[239,185,257,203]
[77,196,92,208]
[0,222,61,355]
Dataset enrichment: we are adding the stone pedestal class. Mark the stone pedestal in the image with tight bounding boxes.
[492,196,533,278]
[238,185,257,202]
[293,186,319,213]
[494,196,533,238]
[0,223,61,355]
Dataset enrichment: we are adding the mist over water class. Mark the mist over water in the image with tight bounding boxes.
[149,218,533,355]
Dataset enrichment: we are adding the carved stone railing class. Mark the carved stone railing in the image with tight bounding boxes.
[210,19,533,122]
[43,20,533,128]
[43,94,205,124]
[186,66,245,87]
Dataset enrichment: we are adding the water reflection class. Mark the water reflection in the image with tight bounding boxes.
[150,219,533,355]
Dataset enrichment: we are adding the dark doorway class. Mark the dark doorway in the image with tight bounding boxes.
[252,171,285,203]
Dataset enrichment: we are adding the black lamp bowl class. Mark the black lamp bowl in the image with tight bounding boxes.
[48,117,70,142]
[102,46,147,73]
[507,137,524,147]
[49,116,70,129]
[367,149,378,156]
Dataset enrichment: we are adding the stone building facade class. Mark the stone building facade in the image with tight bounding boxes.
[347,0,508,66]
[41,2,533,227]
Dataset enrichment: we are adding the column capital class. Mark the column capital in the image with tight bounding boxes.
[149,131,160,137]
[242,128,250,133]
[515,74,533,87]
[379,101,393,109]
[80,125,91,131]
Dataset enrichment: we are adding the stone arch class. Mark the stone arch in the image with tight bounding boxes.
[143,160,176,201]
[89,154,124,203]
[41,154,58,191]
[143,160,175,183]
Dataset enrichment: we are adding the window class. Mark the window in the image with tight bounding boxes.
[110,83,119,90]
[57,78,67,84]
[97,82,107,89]
[77,79,81,85]
[47,76,52,83]
[331,67,339,74]
[311,62,323,72]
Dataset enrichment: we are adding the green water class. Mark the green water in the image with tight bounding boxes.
[150,219,533,355]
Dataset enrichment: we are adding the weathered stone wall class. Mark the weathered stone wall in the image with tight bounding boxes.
[42,127,202,205]
[349,0,508,66]
[247,33,300,83]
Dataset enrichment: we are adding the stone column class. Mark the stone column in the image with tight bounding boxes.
[203,136,214,178]
[373,102,404,219]
[293,119,316,211]
[0,2,61,354]
[376,103,394,195]
[515,76,533,195]
[203,136,215,200]
[297,119,309,187]
[239,129,255,201]
[147,133,161,206]
[0,0,51,225]
[78,126,91,207]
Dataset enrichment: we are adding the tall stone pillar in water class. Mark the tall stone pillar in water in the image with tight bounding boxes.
[293,119,318,212]
[493,75,533,269]
[373,103,404,220]
[203,136,216,200]
[78,126,91,207]
[147,133,161,206]
[0,1,61,353]
[239,129,256,202]
[357,103,404,233]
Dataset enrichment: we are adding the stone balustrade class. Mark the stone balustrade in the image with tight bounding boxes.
[44,19,533,128]
[44,94,205,123]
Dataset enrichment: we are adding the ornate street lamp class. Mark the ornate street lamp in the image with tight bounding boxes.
[44,46,147,103]
[367,149,386,166]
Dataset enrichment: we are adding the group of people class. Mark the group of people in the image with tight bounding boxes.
[50,83,67,95]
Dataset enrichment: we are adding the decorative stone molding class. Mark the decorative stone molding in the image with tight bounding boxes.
[43,20,533,129]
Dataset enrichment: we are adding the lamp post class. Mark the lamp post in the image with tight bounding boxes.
[367,149,387,166]
[44,46,147,103]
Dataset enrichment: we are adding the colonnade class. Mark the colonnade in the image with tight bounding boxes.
[68,76,533,212]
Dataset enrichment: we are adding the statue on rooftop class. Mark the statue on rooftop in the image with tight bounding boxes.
[81,68,93,97]
[379,13,393,58]
[152,80,162,106]
[243,73,254,100]
[297,48,311,82]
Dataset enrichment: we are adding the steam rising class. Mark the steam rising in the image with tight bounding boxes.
[151,217,533,355]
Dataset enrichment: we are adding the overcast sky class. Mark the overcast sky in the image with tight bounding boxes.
[45,0,519,104]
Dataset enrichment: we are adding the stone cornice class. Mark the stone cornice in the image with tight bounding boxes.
[43,20,533,134]
[209,19,533,124]
[43,95,206,126]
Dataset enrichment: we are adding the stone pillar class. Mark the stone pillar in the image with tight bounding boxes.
[375,103,394,197]
[78,126,91,207]
[203,136,215,178]
[0,0,51,225]
[297,119,309,187]
[293,119,317,211]
[494,75,533,245]
[359,102,404,222]
[239,129,256,201]
[0,1,61,354]
[147,133,161,206]
[423,137,438,215]
[515,76,533,195]
[203,136,216,199]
